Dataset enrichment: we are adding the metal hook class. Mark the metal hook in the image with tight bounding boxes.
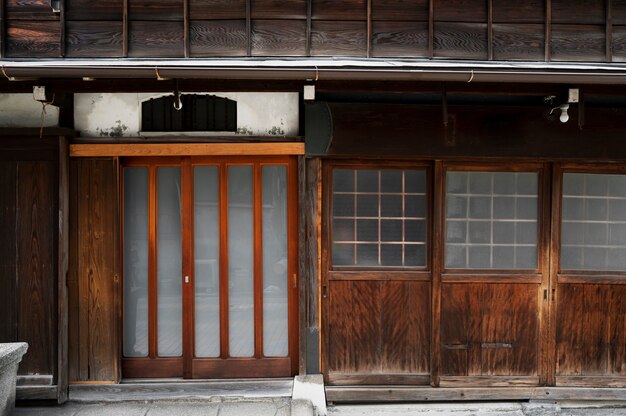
[173,79,182,111]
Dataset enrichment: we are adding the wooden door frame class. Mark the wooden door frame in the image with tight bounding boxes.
[120,155,299,379]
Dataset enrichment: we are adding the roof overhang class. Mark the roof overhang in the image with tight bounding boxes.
[3,59,626,85]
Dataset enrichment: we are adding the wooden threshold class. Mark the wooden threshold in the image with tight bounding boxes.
[325,386,626,403]
[69,142,305,157]
[68,378,293,402]
[16,386,58,401]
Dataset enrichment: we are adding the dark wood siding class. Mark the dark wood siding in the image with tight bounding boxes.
[3,1,620,61]
[68,158,119,382]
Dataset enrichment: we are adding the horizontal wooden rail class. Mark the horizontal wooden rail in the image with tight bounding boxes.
[70,143,305,157]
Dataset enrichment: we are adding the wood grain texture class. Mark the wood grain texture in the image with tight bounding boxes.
[551,24,606,62]
[0,162,17,343]
[311,21,367,56]
[129,0,183,20]
[57,136,69,402]
[68,159,81,381]
[6,21,61,57]
[433,0,486,23]
[66,0,123,20]
[614,0,626,24]
[552,0,605,24]
[252,0,306,19]
[328,280,430,380]
[492,23,544,61]
[492,0,544,23]
[6,0,58,20]
[129,21,184,57]
[611,25,626,61]
[190,0,245,19]
[70,143,305,157]
[371,21,428,57]
[66,21,123,58]
[371,0,428,21]
[433,22,488,60]
[190,20,246,56]
[17,161,57,376]
[252,19,306,56]
[312,0,366,21]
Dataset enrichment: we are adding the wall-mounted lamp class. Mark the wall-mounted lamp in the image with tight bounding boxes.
[549,88,579,124]
[557,103,569,123]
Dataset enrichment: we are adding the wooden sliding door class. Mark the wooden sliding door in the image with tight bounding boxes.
[552,164,626,387]
[437,163,550,387]
[121,156,298,379]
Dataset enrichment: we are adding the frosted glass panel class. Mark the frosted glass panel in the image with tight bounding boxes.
[157,167,183,357]
[262,166,288,357]
[561,173,626,271]
[123,167,149,357]
[228,166,254,357]
[194,166,220,358]
[445,171,538,269]
[331,169,428,267]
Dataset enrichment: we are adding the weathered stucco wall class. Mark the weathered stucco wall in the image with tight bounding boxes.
[0,94,59,128]
[74,92,299,137]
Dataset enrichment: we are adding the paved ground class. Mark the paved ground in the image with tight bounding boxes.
[16,398,292,416]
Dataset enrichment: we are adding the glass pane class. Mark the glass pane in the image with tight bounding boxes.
[262,166,288,357]
[445,171,538,269]
[123,167,149,358]
[194,166,220,358]
[332,168,428,267]
[157,167,182,357]
[561,173,626,271]
[228,166,254,357]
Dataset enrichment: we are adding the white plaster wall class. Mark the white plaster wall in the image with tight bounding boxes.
[0,93,59,128]
[74,92,299,137]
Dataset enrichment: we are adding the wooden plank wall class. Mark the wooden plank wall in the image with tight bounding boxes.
[68,158,119,383]
[0,139,58,380]
[3,0,626,61]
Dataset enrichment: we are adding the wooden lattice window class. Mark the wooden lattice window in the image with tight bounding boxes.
[141,94,237,132]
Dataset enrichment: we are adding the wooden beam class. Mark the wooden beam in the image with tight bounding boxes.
[60,0,66,57]
[305,0,312,56]
[428,0,434,57]
[183,0,189,58]
[69,143,305,157]
[246,0,251,57]
[0,0,4,58]
[487,0,493,60]
[57,135,69,403]
[123,0,128,57]
[607,0,613,62]
[366,0,372,58]
[545,0,551,62]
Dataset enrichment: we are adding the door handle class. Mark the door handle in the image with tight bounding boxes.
[184,275,190,284]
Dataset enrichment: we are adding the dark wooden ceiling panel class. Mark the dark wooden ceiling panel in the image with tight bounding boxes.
[371,21,428,57]
[66,0,123,21]
[66,22,123,57]
[190,20,247,56]
[312,0,367,21]
[129,21,184,57]
[311,21,367,56]
[492,0,544,23]
[6,0,58,20]
[434,22,488,60]
[129,0,184,20]
[371,0,428,21]
[252,20,307,56]
[190,0,246,19]
[252,0,307,19]
[551,24,605,62]
[493,23,544,61]
[612,0,626,25]
[6,21,61,57]
[552,0,605,25]
[434,0,487,23]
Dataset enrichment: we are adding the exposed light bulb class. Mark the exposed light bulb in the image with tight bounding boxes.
[559,104,569,123]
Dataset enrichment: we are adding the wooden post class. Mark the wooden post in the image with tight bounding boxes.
[57,135,69,402]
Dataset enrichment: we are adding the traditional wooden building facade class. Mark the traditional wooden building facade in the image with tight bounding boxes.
[3,0,626,404]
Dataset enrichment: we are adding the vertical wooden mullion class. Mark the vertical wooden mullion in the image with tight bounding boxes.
[183,0,189,58]
[428,0,434,58]
[57,136,69,401]
[60,0,66,57]
[607,0,613,62]
[487,0,493,60]
[430,160,443,387]
[246,0,252,57]
[181,158,193,377]
[545,0,551,62]
[148,165,157,359]
[547,163,562,386]
[114,157,121,383]
[219,164,230,359]
[305,0,312,56]
[297,157,307,374]
[123,0,129,57]
[0,0,5,58]
[366,0,372,58]
[254,163,264,359]
[539,163,552,386]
